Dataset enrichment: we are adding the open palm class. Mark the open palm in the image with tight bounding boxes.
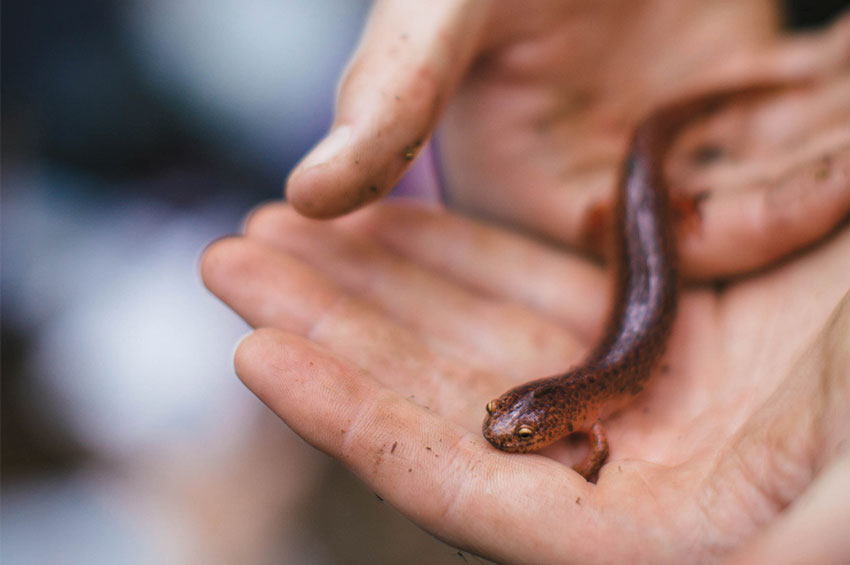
[202,202,849,562]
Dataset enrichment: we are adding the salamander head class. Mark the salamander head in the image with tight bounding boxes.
[482,378,579,452]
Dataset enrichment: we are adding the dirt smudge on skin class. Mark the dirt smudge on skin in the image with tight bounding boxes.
[691,143,726,164]
[403,139,423,161]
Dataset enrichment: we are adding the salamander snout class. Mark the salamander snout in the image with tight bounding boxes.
[482,377,584,453]
[482,390,554,453]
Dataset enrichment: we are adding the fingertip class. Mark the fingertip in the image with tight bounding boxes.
[199,235,246,294]
[285,126,356,217]
[199,234,230,279]
[285,126,431,219]
[233,327,280,386]
[286,158,383,219]
[240,200,289,235]
[292,126,353,177]
[284,123,368,218]
[232,329,256,380]
[285,1,486,220]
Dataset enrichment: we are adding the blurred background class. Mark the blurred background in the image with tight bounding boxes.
[1,1,847,563]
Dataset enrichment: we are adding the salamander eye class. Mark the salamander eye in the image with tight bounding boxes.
[485,401,495,415]
[517,426,534,439]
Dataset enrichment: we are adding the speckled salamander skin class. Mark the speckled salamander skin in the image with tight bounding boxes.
[482,86,778,476]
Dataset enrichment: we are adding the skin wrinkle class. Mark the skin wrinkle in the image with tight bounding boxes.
[281,315,514,557]
[262,211,559,375]
[748,83,848,153]
[692,465,729,557]
[283,263,493,430]
[731,444,786,522]
[770,433,817,504]
[813,338,835,468]
[239,331,358,453]
[266,217,388,296]
[252,245,428,374]
[682,136,842,201]
[810,292,850,471]
[729,432,787,517]
[761,150,847,232]
[397,347,489,431]
[375,205,606,340]
[692,297,846,555]
[610,464,678,557]
[347,240,406,302]
[376,339,452,412]
[488,469,599,563]
[423,369,476,429]
[321,302,441,392]
[337,387,403,469]
[411,286,577,376]
[432,434,480,525]
[764,383,819,504]
[383,423,488,550]
[704,113,849,191]
[206,240,318,332]
[697,452,767,556]
[329,216,593,376]
[447,469,512,557]
[304,292,354,344]
[658,466,713,558]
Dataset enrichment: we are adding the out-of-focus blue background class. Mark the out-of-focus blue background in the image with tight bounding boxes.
[1,1,471,563]
[1,1,846,563]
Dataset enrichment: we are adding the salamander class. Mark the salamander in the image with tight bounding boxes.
[482,84,780,479]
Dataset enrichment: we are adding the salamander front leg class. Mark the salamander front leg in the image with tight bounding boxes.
[573,420,609,479]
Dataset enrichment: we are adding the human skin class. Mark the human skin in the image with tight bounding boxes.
[203,2,850,562]
[202,202,849,562]
[285,0,850,279]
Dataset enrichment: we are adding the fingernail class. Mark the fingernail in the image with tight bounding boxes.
[295,125,352,173]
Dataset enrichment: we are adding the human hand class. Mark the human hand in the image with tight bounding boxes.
[285,1,850,278]
[202,201,849,563]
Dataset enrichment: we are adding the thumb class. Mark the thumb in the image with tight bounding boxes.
[286,0,487,218]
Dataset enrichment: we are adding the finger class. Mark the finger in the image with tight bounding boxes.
[243,203,587,379]
[666,75,850,277]
[202,235,504,431]
[342,202,610,341]
[286,0,488,218]
[235,328,597,562]
[668,75,850,197]
[680,142,850,279]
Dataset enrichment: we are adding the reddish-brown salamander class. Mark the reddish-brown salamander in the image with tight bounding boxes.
[482,85,781,478]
